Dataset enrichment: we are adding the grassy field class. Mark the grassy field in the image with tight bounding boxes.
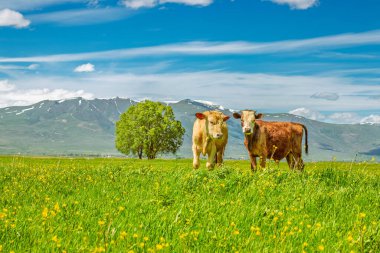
[0,156,379,252]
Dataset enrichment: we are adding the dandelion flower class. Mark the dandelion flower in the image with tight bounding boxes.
[42,208,48,218]
[54,203,60,212]
[52,235,58,242]
[318,245,324,251]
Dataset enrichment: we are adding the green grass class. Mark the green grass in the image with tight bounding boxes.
[0,156,379,252]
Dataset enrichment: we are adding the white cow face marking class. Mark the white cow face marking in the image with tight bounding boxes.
[233,110,263,136]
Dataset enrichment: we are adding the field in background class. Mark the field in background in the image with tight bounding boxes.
[0,157,379,252]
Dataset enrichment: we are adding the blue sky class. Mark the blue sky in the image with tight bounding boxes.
[0,0,380,124]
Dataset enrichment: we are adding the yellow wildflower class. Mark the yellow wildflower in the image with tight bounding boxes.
[119,231,127,240]
[98,220,105,226]
[318,245,324,251]
[52,235,59,242]
[42,207,48,218]
[156,244,163,250]
[359,213,366,219]
[133,233,139,238]
[233,230,240,235]
[54,203,60,212]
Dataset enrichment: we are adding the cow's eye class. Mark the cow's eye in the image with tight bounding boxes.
[210,121,216,125]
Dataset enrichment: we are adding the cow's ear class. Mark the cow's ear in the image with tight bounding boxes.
[255,113,263,119]
[195,113,206,120]
[223,115,230,122]
[233,112,241,119]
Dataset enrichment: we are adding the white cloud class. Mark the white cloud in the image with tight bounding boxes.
[122,0,212,9]
[74,63,95,72]
[0,0,89,11]
[311,92,339,101]
[160,0,212,6]
[8,70,380,112]
[0,80,15,91]
[0,9,30,28]
[329,112,361,124]
[2,30,380,62]
[28,7,132,26]
[123,0,156,9]
[289,109,380,125]
[360,115,380,125]
[269,0,318,10]
[0,79,93,107]
[27,64,39,70]
[289,107,325,121]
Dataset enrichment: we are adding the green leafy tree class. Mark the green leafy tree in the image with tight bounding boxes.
[115,100,185,159]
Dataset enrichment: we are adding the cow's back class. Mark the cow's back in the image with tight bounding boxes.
[253,121,302,160]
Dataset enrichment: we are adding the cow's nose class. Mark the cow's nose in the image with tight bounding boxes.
[243,127,251,133]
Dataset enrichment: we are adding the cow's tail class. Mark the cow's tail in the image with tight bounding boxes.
[301,124,309,155]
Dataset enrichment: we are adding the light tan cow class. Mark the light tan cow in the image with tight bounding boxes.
[192,111,230,169]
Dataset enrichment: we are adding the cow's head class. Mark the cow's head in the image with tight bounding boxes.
[233,110,263,135]
[195,111,230,139]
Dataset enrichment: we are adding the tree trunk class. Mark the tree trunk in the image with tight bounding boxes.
[138,147,143,159]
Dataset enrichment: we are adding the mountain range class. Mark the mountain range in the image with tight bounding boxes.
[0,98,379,161]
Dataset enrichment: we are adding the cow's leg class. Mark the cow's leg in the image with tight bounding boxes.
[216,148,224,167]
[286,153,295,170]
[206,145,217,170]
[297,158,305,171]
[294,153,304,171]
[249,154,257,172]
[259,156,266,169]
[192,144,201,169]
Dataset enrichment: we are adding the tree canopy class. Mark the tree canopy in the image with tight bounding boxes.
[115,100,185,159]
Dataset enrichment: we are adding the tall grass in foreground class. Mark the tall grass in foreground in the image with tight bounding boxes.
[0,157,379,252]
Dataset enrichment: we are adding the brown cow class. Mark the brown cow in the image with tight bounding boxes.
[192,111,230,169]
[233,110,308,172]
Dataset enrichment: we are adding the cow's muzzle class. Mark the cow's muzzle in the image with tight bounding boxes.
[243,127,252,135]
[213,133,224,139]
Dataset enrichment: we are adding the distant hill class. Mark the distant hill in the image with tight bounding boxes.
[0,98,379,161]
